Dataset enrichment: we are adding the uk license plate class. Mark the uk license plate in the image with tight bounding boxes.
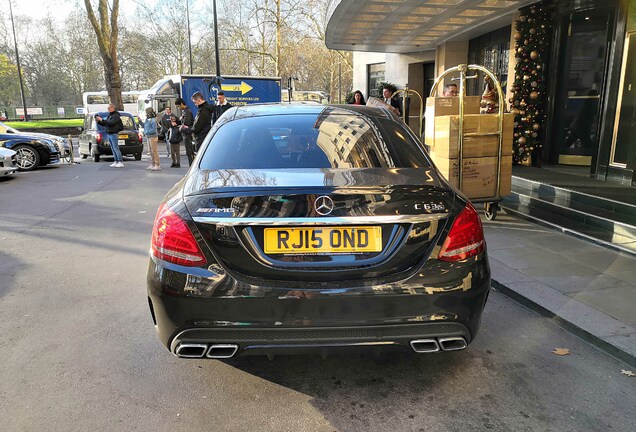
[118,140,125,146]
[264,226,382,254]
[119,134,128,138]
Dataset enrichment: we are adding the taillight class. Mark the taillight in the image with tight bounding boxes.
[138,132,143,143]
[438,203,485,262]
[151,203,206,266]
[96,133,102,144]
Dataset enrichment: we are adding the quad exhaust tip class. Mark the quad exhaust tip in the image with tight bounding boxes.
[438,337,468,351]
[206,344,239,359]
[175,343,239,359]
[175,343,208,358]
[410,337,467,353]
[410,339,440,353]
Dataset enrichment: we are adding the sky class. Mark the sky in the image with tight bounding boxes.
[9,0,141,22]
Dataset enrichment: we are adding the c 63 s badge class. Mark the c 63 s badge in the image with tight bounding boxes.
[414,202,447,212]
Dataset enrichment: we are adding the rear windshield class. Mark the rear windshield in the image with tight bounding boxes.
[199,112,429,169]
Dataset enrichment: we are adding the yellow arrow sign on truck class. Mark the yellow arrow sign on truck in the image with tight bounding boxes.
[221,81,253,95]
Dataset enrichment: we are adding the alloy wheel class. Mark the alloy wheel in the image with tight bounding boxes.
[15,146,39,170]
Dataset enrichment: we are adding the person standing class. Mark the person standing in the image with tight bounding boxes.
[143,107,161,171]
[176,98,195,166]
[350,90,366,105]
[212,91,233,124]
[382,86,402,116]
[443,83,459,97]
[159,107,173,154]
[95,103,124,168]
[190,92,214,152]
[167,116,183,168]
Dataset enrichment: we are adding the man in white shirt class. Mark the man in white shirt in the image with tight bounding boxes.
[212,91,233,124]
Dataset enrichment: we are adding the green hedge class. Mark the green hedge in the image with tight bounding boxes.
[4,119,83,129]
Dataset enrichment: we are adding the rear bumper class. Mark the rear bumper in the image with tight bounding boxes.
[147,254,491,357]
[169,323,472,358]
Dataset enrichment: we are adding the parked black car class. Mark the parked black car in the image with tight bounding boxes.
[0,121,61,171]
[78,112,143,162]
[147,103,490,359]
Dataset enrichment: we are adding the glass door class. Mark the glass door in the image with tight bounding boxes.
[611,32,635,167]
[551,9,613,166]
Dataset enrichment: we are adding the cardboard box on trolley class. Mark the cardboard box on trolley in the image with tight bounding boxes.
[431,113,514,158]
[431,153,512,199]
[424,96,481,147]
[424,96,513,200]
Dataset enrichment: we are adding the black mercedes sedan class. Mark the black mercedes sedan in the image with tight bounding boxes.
[147,103,490,359]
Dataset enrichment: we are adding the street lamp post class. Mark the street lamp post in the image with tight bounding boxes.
[213,0,221,78]
[8,0,29,122]
[186,0,193,74]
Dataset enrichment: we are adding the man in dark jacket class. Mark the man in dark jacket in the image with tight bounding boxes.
[176,98,195,165]
[95,103,125,167]
[212,91,233,124]
[382,86,402,117]
[159,107,174,154]
[191,92,213,152]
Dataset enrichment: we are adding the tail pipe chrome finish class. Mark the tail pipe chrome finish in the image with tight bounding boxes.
[410,339,440,353]
[175,343,208,358]
[438,337,468,351]
[206,344,239,359]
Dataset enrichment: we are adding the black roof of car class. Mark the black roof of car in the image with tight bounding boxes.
[229,102,395,121]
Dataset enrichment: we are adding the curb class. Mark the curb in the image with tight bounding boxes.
[491,277,636,370]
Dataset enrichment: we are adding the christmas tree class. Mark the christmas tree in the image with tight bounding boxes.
[510,2,553,165]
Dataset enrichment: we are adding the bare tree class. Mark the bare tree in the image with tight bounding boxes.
[83,0,124,109]
[63,11,103,102]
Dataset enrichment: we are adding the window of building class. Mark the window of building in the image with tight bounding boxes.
[468,26,511,96]
[368,63,386,98]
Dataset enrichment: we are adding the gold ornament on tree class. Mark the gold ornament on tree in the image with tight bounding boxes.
[530,51,539,60]
[530,91,539,100]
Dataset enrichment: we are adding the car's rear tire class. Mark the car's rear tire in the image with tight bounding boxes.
[92,147,100,162]
[81,153,88,159]
[14,145,40,171]
[134,153,142,161]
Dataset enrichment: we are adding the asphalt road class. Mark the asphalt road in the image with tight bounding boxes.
[1,155,634,432]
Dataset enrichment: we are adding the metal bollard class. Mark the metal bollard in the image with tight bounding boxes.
[67,134,79,164]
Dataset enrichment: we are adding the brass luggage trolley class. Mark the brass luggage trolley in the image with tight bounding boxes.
[429,64,507,220]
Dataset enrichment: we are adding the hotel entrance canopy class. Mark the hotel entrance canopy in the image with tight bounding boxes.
[326,0,536,53]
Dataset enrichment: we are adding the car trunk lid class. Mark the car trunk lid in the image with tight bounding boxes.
[184,168,456,283]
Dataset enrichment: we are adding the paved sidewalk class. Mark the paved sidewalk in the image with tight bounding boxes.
[481,210,636,369]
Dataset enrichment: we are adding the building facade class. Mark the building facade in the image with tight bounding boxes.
[326,0,636,185]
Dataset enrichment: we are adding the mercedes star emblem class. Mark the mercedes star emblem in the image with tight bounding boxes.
[314,195,334,216]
